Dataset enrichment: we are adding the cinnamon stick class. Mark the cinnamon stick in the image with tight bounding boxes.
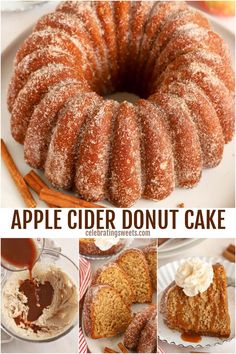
[24,170,56,207]
[223,249,235,263]
[1,139,36,208]
[227,244,235,255]
[104,348,118,354]
[117,343,129,353]
[39,188,105,208]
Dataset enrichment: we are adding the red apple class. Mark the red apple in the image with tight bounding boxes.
[200,1,235,16]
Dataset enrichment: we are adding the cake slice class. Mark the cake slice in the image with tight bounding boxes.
[91,262,134,306]
[83,285,132,339]
[137,310,157,353]
[116,248,153,303]
[142,245,157,290]
[161,263,231,337]
[124,304,157,350]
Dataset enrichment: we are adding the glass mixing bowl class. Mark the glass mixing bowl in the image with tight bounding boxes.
[1,238,45,272]
[1,248,78,343]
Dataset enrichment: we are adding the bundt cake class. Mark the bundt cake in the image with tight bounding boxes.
[8,1,235,207]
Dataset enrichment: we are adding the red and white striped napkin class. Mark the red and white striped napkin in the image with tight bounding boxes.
[79,256,92,354]
[79,256,92,301]
[157,344,165,353]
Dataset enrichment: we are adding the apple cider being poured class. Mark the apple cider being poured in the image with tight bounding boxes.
[1,238,54,332]
[1,238,78,340]
[1,238,38,278]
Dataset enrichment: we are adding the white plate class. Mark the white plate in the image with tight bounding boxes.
[159,238,202,252]
[1,17,235,208]
[158,238,206,259]
[158,257,235,349]
[81,239,157,353]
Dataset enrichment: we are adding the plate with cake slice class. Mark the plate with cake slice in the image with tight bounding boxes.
[158,256,235,349]
[81,241,157,353]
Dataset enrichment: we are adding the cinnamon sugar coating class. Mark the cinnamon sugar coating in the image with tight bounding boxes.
[124,305,157,350]
[24,80,83,168]
[75,100,119,202]
[137,99,174,200]
[157,63,235,143]
[143,8,212,92]
[56,1,113,93]
[137,310,157,353]
[159,81,224,168]
[45,93,102,189]
[109,102,142,207]
[149,91,203,188]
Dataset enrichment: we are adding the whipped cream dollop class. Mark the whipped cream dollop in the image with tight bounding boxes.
[94,237,120,251]
[175,258,214,297]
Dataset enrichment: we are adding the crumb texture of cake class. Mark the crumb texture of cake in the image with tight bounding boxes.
[124,305,157,351]
[7,1,235,207]
[116,248,153,303]
[91,262,134,306]
[83,284,132,339]
[79,238,123,255]
[161,263,231,337]
[142,245,157,290]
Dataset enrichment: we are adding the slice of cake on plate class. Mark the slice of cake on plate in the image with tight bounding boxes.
[161,258,230,338]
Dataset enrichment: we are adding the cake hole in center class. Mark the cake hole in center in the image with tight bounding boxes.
[105,91,140,104]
